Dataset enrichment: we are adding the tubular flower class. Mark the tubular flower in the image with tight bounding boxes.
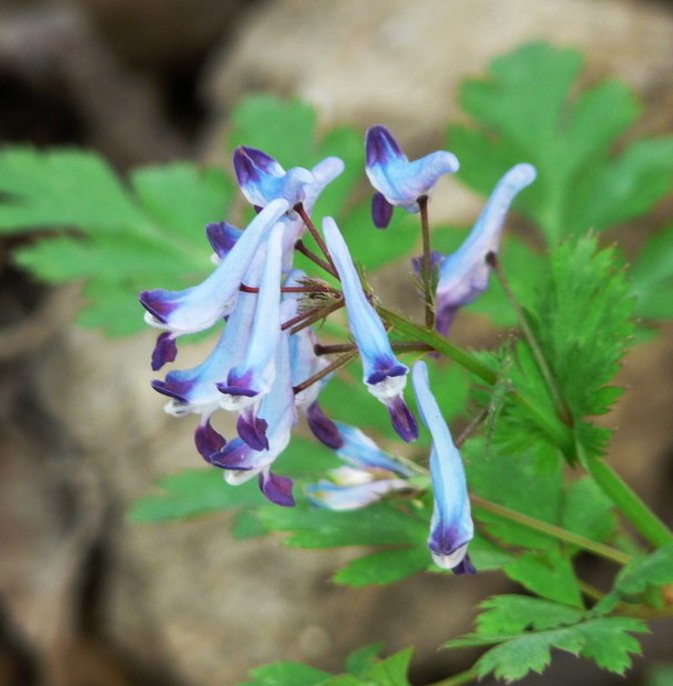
[412,361,475,575]
[210,300,298,507]
[305,423,414,510]
[322,217,418,442]
[365,125,459,228]
[139,198,289,369]
[435,163,536,336]
[233,146,344,211]
[217,223,285,451]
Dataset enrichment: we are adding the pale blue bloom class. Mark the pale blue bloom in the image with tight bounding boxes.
[365,125,459,228]
[412,361,475,575]
[217,223,285,450]
[233,146,344,211]
[322,217,418,442]
[306,423,414,510]
[211,300,298,507]
[435,163,536,336]
[139,198,289,368]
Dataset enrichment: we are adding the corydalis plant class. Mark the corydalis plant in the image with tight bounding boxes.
[140,124,525,572]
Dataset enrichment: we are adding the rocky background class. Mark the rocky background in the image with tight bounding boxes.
[1,1,673,685]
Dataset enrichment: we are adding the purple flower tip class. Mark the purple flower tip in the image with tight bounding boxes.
[151,332,177,371]
[206,221,242,259]
[452,554,476,576]
[307,402,344,450]
[194,419,226,463]
[372,192,394,229]
[365,125,403,166]
[237,414,270,451]
[260,471,295,507]
[386,396,418,442]
[139,290,177,324]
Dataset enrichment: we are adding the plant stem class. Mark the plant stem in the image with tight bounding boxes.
[296,204,338,277]
[428,668,478,686]
[577,440,673,548]
[418,195,435,329]
[295,239,336,277]
[470,495,633,565]
[314,341,433,356]
[487,252,573,426]
[292,351,357,395]
[578,579,605,601]
[289,299,345,335]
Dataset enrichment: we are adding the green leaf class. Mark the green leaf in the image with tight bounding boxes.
[237,661,330,686]
[630,224,673,320]
[503,550,584,608]
[333,547,429,587]
[128,469,264,523]
[362,648,413,686]
[615,543,673,602]
[446,616,646,682]
[562,477,616,544]
[475,595,583,635]
[449,41,673,242]
[648,664,673,686]
[345,644,385,676]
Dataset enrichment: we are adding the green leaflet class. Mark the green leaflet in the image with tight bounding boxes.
[449,41,673,243]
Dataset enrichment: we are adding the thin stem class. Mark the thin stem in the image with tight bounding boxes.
[240,283,334,295]
[428,668,478,686]
[455,406,490,449]
[289,299,345,335]
[314,341,433,356]
[418,195,435,329]
[296,204,338,277]
[295,239,336,276]
[293,351,357,395]
[577,440,673,548]
[487,252,573,425]
[470,494,633,565]
[578,579,605,602]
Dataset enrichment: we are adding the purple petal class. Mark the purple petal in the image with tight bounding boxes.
[306,402,343,449]
[151,376,193,403]
[259,470,295,507]
[139,291,178,325]
[385,395,418,442]
[365,125,404,167]
[194,418,226,463]
[372,192,394,229]
[209,438,253,469]
[411,251,444,277]
[237,412,270,451]
[452,554,476,576]
[151,332,177,371]
[366,357,408,386]
[206,221,243,260]
[435,306,459,338]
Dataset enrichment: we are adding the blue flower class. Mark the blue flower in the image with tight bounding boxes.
[322,217,418,442]
[306,423,414,510]
[139,198,288,369]
[412,361,475,575]
[365,125,459,228]
[233,146,344,211]
[435,163,536,336]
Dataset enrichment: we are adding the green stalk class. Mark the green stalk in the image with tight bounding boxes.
[577,441,673,548]
[429,668,478,686]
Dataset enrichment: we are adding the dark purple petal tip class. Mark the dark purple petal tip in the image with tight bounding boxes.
[411,251,444,276]
[452,554,476,576]
[367,359,408,386]
[206,221,242,259]
[139,290,178,323]
[216,384,259,398]
[372,192,394,229]
[150,377,191,403]
[260,471,295,507]
[209,438,253,469]
[194,418,226,463]
[151,332,177,371]
[386,396,418,443]
[306,402,343,450]
[237,414,269,451]
[365,125,402,167]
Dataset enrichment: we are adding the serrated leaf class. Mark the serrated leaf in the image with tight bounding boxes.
[615,543,673,601]
[630,224,673,320]
[449,41,673,242]
[476,595,583,635]
[562,477,616,544]
[364,648,413,686]
[333,547,429,587]
[345,644,385,676]
[503,550,584,608]
[237,661,330,686]
[446,617,646,682]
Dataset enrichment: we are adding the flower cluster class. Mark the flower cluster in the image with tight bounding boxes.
[140,125,534,573]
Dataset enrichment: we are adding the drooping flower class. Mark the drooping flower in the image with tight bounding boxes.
[434,163,536,336]
[139,198,289,369]
[210,300,298,507]
[306,423,414,510]
[412,361,475,575]
[365,125,459,228]
[217,223,285,450]
[322,217,418,442]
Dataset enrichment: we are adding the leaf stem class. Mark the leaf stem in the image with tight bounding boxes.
[428,668,478,686]
[418,195,435,329]
[295,239,336,277]
[295,204,338,277]
[470,495,633,565]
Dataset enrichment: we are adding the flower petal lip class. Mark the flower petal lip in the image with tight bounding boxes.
[334,423,414,477]
[305,478,409,511]
[412,361,474,573]
[206,221,243,261]
[139,198,288,335]
[435,163,536,335]
[365,125,459,209]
